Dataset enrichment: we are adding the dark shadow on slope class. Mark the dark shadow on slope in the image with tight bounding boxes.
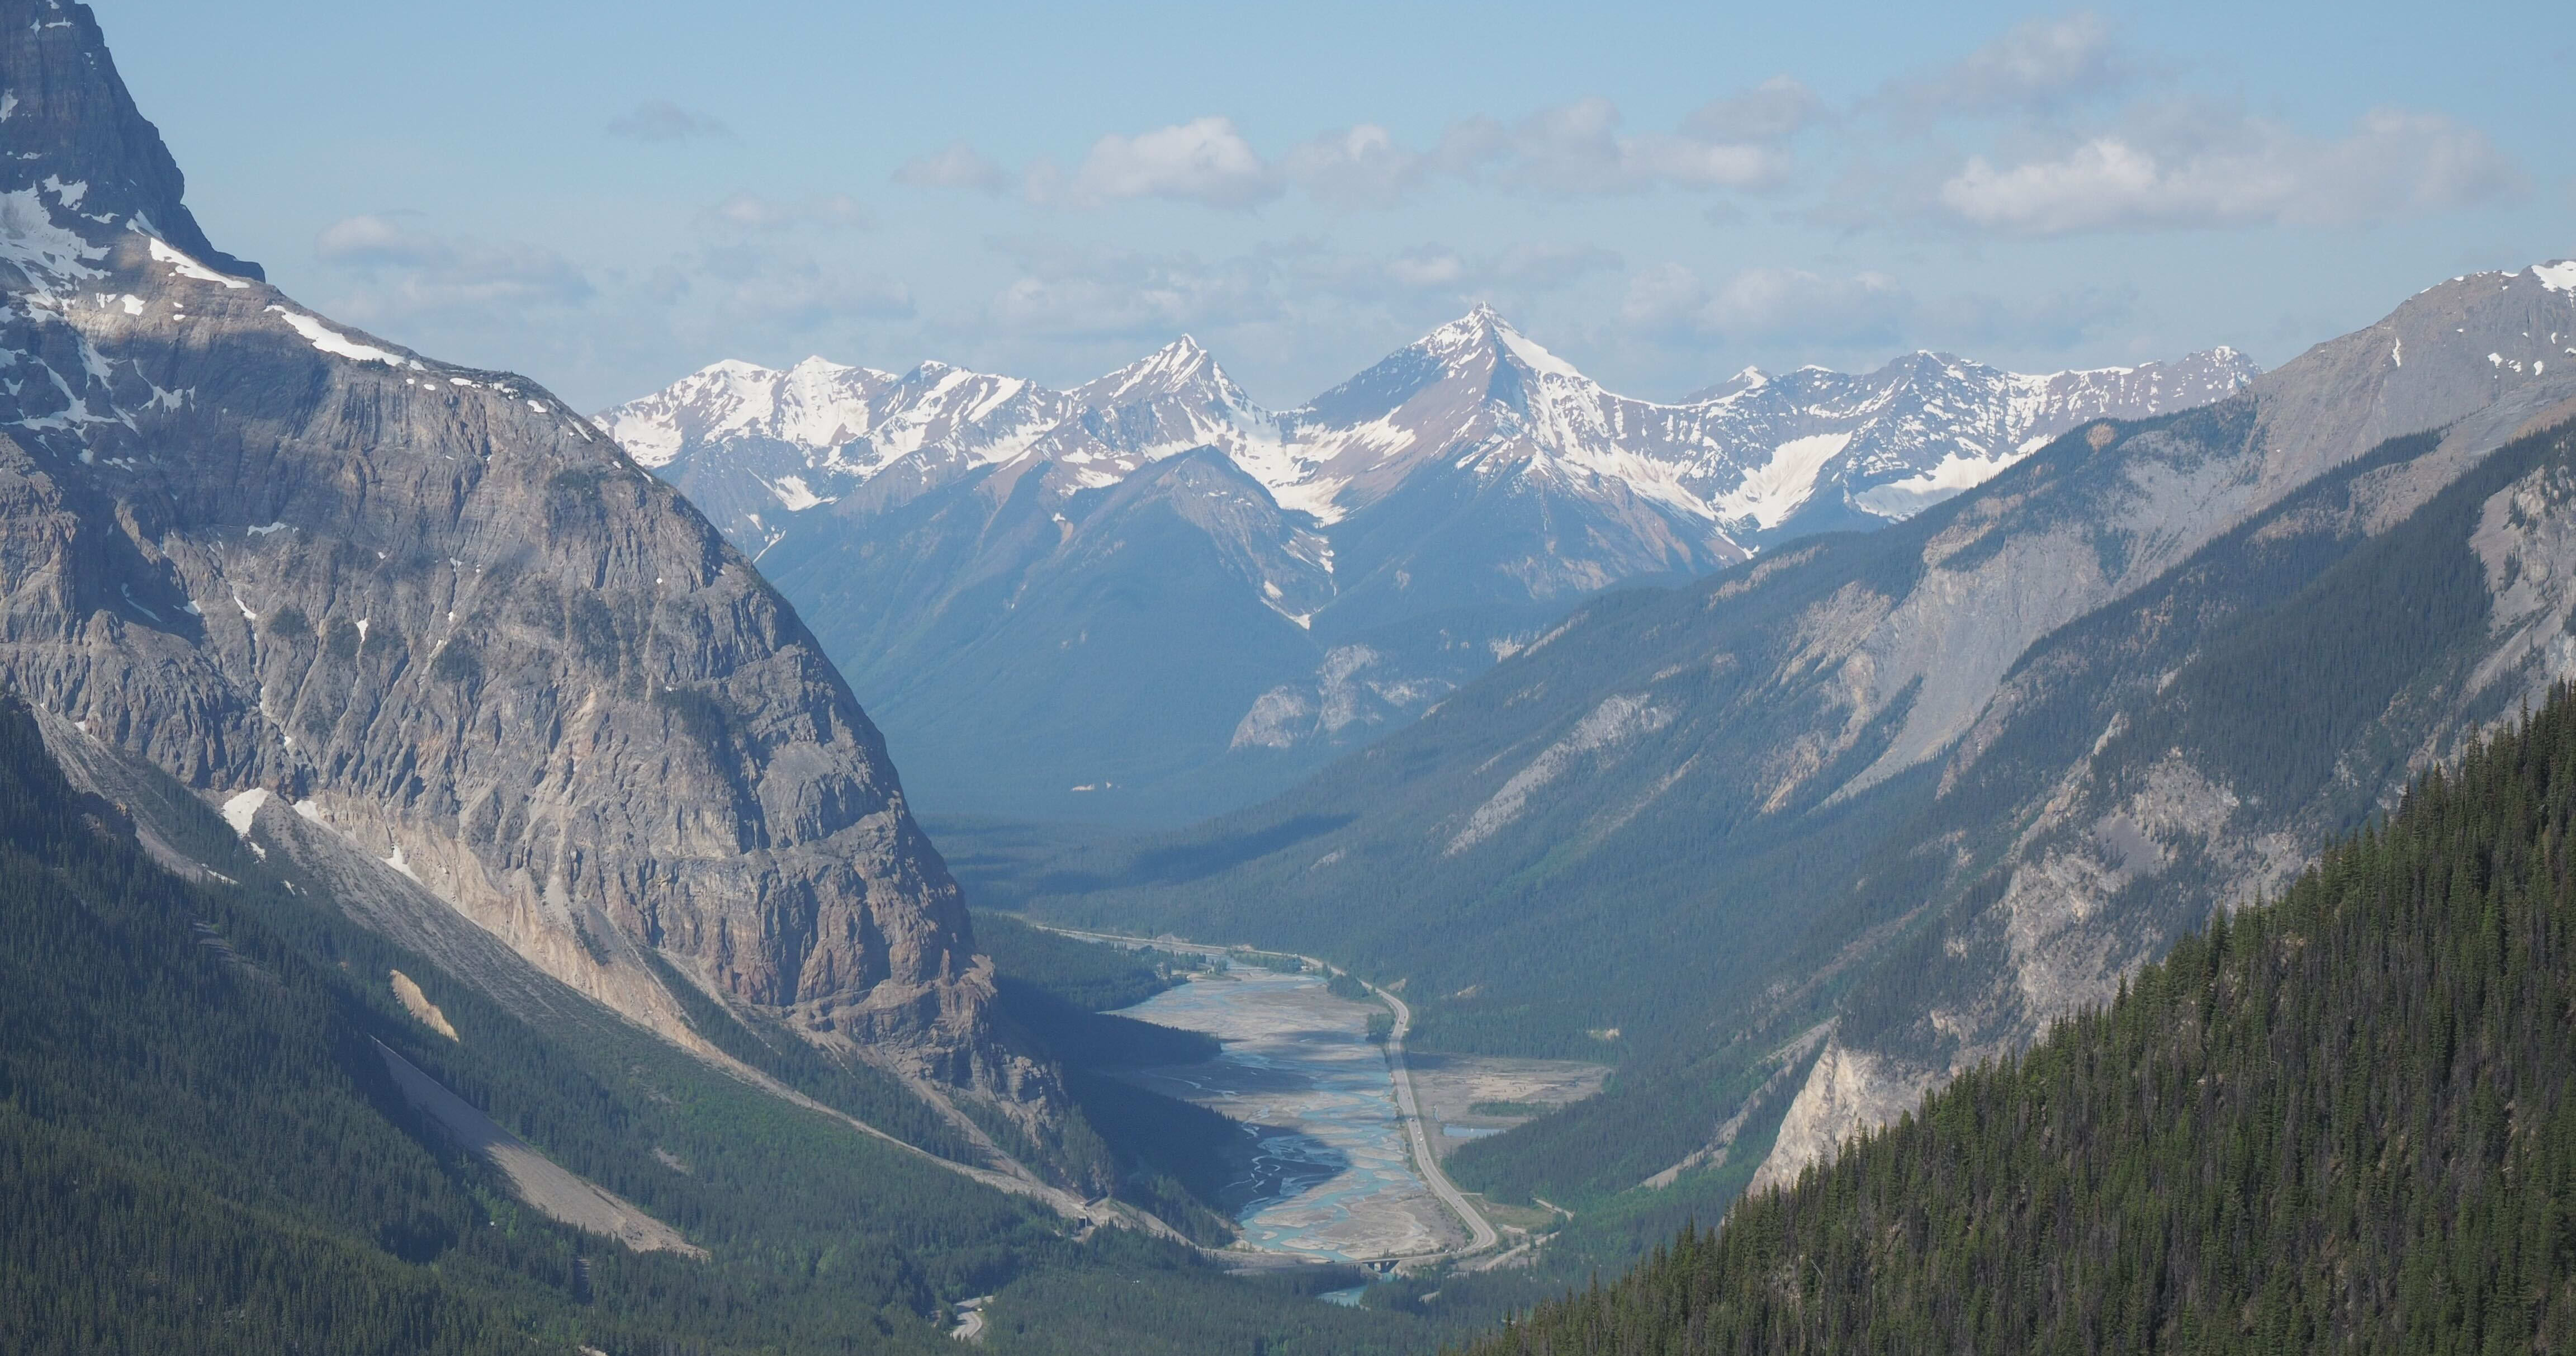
[1043,812,1358,894]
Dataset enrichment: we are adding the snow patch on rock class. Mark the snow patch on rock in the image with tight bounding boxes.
[220,788,271,838]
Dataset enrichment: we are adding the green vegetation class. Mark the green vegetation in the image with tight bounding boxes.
[1467,1101,1559,1118]
[0,697,1459,1352]
[974,910,1199,1012]
[979,1234,1441,1355]
[971,910,1244,1243]
[0,694,1059,1353]
[634,944,982,1160]
[1470,687,2576,1354]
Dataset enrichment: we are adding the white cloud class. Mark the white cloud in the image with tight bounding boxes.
[956,79,1810,214]
[1033,116,1281,210]
[1384,247,1466,290]
[1275,238,1621,303]
[1621,261,2136,357]
[1939,106,2520,234]
[605,100,733,143]
[1888,12,2134,117]
[1280,124,1434,209]
[315,215,593,316]
[314,214,449,268]
[971,237,1624,349]
[1685,76,1827,142]
[893,141,1010,192]
[1493,97,1788,195]
[684,245,914,329]
[983,242,1281,337]
[1623,264,1911,346]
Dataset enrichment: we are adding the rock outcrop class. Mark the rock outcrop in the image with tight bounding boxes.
[0,0,1040,1116]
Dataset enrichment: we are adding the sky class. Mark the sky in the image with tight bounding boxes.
[96,0,2575,413]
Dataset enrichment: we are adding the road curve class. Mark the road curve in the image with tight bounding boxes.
[1366,981,1501,1254]
[1028,923,1501,1259]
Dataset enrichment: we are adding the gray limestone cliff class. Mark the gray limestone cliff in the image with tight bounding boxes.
[0,0,1047,1121]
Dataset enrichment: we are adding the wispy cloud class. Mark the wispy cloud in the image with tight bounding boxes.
[1620,261,2135,356]
[968,236,1626,347]
[1623,264,1912,346]
[1278,124,1449,210]
[915,78,1819,214]
[1471,95,1801,196]
[1938,105,2521,234]
[982,240,1283,337]
[606,100,734,143]
[1686,76,1830,142]
[315,215,593,318]
[893,141,1011,192]
[1882,12,2138,119]
[1027,116,1281,210]
[679,244,915,330]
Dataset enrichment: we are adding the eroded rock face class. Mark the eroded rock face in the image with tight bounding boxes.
[0,0,1027,1104]
[1748,376,2576,1192]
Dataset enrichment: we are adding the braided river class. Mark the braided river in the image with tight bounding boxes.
[1112,969,1458,1261]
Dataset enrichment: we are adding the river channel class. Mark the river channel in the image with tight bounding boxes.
[1112,968,1460,1261]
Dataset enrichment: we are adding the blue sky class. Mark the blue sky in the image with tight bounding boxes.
[100,0,2573,411]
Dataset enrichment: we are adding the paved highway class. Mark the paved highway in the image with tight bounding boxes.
[1366,980,1500,1253]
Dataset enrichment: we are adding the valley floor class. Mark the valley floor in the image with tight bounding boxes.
[1039,922,1608,1280]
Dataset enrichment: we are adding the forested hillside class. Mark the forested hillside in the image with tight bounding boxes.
[0,692,1011,1354]
[0,693,1458,1353]
[1469,687,2576,1354]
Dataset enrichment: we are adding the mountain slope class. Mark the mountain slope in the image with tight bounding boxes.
[0,682,1453,1353]
[0,690,1035,1354]
[1010,260,2576,1206]
[1471,686,2576,1354]
[0,0,1038,1130]
[609,310,2248,823]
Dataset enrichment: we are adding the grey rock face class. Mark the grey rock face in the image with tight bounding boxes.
[0,0,258,280]
[0,0,1029,1107]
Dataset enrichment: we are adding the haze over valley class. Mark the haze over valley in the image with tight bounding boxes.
[2,2,2572,1353]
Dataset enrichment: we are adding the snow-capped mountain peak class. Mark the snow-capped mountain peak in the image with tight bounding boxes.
[1074,334,1247,407]
[595,355,899,468]
[605,318,2263,556]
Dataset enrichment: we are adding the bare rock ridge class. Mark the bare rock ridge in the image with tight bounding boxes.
[0,0,258,281]
[1751,265,2576,1190]
[0,0,1041,1119]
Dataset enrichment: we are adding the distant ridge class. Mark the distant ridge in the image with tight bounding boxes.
[603,316,2252,822]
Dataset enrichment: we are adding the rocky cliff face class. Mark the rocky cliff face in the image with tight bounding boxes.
[1746,266,2576,1190]
[0,0,1040,1113]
